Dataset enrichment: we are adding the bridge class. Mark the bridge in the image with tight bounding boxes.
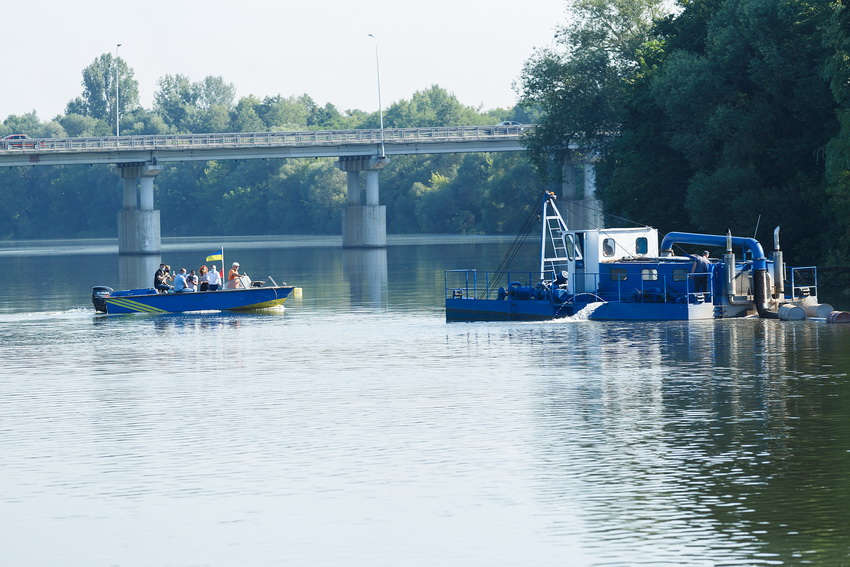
[0,124,602,288]
[0,125,529,166]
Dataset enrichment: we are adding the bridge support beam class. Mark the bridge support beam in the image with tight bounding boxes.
[338,156,387,248]
[561,156,604,230]
[117,163,162,289]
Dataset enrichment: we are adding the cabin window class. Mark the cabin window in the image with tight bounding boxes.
[672,269,688,282]
[610,268,627,281]
[602,238,616,257]
[636,237,648,255]
[641,269,658,281]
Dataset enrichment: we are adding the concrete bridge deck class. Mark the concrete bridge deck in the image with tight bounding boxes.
[0,123,605,288]
[0,124,532,167]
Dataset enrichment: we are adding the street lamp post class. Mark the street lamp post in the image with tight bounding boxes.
[115,43,122,137]
[368,34,385,159]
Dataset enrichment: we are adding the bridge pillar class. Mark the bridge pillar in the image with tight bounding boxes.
[122,175,137,208]
[347,171,361,204]
[117,163,162,289]
[337,156,387,248]
[561,156,603,230]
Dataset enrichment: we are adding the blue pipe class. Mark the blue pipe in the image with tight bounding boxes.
[660,232,767,270]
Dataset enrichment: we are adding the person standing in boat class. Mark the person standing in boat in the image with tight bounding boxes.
[154,264,172,293]
[690,251,711,292]
[228,262,244,289]
[207,265,222,291]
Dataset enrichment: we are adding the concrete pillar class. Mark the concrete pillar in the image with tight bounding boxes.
[337,155,388,248]
[561,158,581,229]
[139,173,155,211]
[561,156,603,230]
[122,176,137,208]
[583,162,604,229]
[347,171,361,205]
[342,204,387,248]
[583,162,596,199]
[365,170,379,205]
[117,163,163,289]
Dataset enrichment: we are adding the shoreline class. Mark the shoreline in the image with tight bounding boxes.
[0,233,519,257]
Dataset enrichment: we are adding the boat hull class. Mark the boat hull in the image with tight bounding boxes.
[445,297,716,322]
[97,286,294,314]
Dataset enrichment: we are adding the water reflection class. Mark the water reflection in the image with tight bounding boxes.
[343,249,388,309]
[3,238,850,565]
[119,254,161,291]
[513,320,850,563]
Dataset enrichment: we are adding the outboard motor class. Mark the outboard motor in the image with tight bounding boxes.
[92,286,113,313]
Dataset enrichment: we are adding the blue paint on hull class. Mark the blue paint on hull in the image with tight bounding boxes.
[99,286,294,314]
[445,297,715,322]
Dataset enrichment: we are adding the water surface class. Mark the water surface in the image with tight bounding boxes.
[1,237,849,566]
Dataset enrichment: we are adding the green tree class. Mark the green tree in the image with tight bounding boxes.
[824,0,850,258]
[230,96,265,132]
[520,0,668,174]
[382,85,485,127]
[68,53,139,128]
[154,74,201,130]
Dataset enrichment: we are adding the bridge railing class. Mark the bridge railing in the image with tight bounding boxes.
[0,124,533,153]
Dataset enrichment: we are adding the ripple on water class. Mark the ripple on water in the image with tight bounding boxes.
[1,243,850,565]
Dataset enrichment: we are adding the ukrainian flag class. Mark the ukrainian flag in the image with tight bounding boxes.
[205,248,223,262]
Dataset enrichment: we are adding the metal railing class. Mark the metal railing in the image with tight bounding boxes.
[603,271,711,304]
[445,269,538,300]
[0,124,533,154]
[788,266,818,299]
[446,268,713,306]
[685,272,713,304]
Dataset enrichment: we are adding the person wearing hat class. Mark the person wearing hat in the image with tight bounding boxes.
[690,250,711,292]
[228,261,243,289]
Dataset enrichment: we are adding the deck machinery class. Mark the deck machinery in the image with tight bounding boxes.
[445,192,823,321]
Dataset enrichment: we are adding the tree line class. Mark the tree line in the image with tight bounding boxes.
[0,56,538,239]
[4,0,848,269]
[520,0,850,264]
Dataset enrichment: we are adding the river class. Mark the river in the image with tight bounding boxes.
[1,236,849,566]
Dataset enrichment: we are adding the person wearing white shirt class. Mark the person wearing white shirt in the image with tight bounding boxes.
[207,265,222,291]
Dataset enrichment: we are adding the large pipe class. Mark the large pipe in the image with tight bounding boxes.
[659,232,767,270]
[772,226,784,297]
[754,268,778,318]
[660,231,777,317]
[723,230,737,298]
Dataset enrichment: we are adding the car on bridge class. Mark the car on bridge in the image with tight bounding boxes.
[2,134,36,149]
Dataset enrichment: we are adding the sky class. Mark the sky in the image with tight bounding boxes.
[2,0,566,121]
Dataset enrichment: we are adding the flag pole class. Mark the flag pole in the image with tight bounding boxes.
[221,245,225,289]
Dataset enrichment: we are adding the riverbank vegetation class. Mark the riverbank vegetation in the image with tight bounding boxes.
[521,0,850,263]
[0,65,537,239]
[2,0,849,268]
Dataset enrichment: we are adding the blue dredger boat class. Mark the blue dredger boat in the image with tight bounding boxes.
[445,191,832,322]
[92,278,294,315]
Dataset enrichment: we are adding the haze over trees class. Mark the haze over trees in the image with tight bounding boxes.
[3,0,849,266]
[0,59,531,239]
[521,0,850,263]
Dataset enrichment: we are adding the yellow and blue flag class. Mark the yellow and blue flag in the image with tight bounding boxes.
[205,248,223,262]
